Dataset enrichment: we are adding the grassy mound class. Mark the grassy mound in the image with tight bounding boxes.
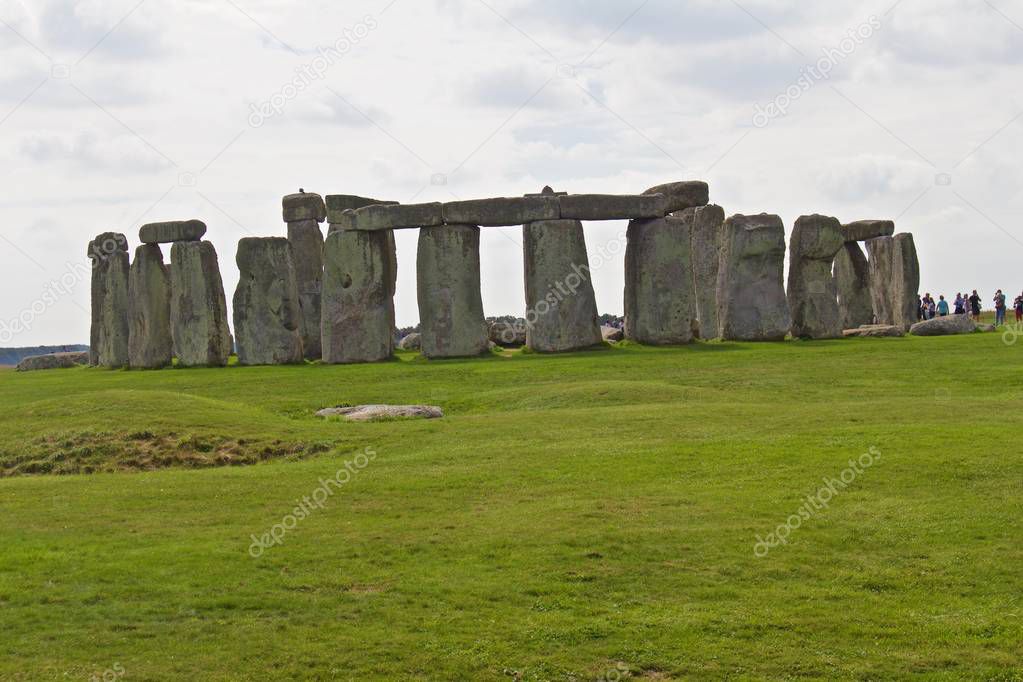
[0,333,1021,680]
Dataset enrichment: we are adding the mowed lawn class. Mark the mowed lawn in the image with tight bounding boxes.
[0,332,1022,681]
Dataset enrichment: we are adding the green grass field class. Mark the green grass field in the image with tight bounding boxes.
[1,329,1022,680]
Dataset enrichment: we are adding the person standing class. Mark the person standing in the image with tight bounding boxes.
[994,289,1007,326]
[954,293,965,315]
[1014,293,1023,323]
[937,295,949,317]
[969,290,982,321]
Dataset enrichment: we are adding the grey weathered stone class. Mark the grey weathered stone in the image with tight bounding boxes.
[16,351,90,372]
[488,320,527,347]
[345,202,443,231]
[324,195,397,223]
[842,324,904,338]
[787,214,844,339]
[642,181,709,214]
[441,197,559,227]
[128,244,172,369]
[833,242,874,329]
[559,194,667,221]
[977,323,997,333]
[139,220,206,245]
[624,215,697,345]
[326,221,398,298]
[88,232,130,368]
[321,229,395,364]
[233,238,304,365]
[282,192,326,223]
[716,214,791,341]
[416,224,489,358]
[286,219,324,361]
[601,326,624,342]
[522,219,602,352]
[170,241,232,367]
[866,233,919,332]
[842,220,894,243]
[690,204,725,340]
[398,333,421,350]
[910,315,975,336]
[316,404,443,421]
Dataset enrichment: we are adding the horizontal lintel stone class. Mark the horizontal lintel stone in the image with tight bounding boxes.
[282,193,326,223]
[842,219,895,242]
[324,194,397,223]
[558,193,667,221]
[642,181,709,213]
[441,196,559,227]
[139,220,207,244]
[345,202,444,231]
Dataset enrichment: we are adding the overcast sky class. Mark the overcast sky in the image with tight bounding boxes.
[2,0,1022,345]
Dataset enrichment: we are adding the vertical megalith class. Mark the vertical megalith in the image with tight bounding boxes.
[321,229,395,364]
[690,204,726,340]
[416,224,489,358]
[522,219,602,352]
[624,215,697,345]
[716,214,790,341]
[866,233,919,331]
[833,242,873,329]
[866,236,896,327]
[128,244,172,368]
[787,214,844,339]
[233,237,304,366]
[284,191,326,360]
[170,241,232,367]
[88,232,130,367]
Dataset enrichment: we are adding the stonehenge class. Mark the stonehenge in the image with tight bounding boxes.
[787,215,844,339]
[689,204,725,340]
[170,241,232,367]
[624,215,697,345]
[416,225,489,358]
[717,214,791,342]
[522,218,602,352]
[88,232,130,368]
[284,192,326,360]
[233,238,304,366]
[86,181,928,372]
[321,228,395,364]
[128,244,172,369]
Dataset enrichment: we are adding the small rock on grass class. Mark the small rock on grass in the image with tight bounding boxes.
[316,405,443,421]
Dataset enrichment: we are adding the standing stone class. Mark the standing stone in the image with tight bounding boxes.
[321,229,395,364]
[690,204,726,340]
[170,241,232,367]
[787,215,844,339]
[866,233,919,331]
[522,219,601,352]
[717,214,791,341]
[88,232,130,367]
[416,225,489,358]
[833,242,874,329]
[233,238,304,366]
[624,215,697,345]
[287,219,323,360]
[128,244,172,369]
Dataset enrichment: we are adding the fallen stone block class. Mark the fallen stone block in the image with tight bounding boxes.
[441,196,559,227]
[842,325,904,338]
[325,195,398,223]
[910,315,976,336]
[716,214,791,341]
[346,202,443,231]
[16,351,90,372]
[128,244,173,369]
[642,181,709,213]
[233,237,305,365]
[559,194,666,221]
[624,215,698,345]
[316,404,443,421]
[282,192,326,223]
[398,333,421,350]
[417,225,489,358]
[139,220,207,244]
[601,326,624,342]
[842,220,894,243]
[488,320,527,347]
[787,214,844,339]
